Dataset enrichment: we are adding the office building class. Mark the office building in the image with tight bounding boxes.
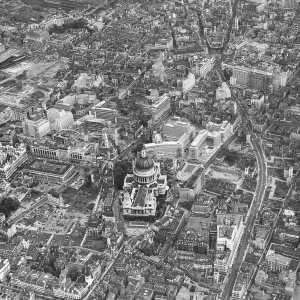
[189,130,209,159]
[180,167,205,195]
[206,131,222,147]
[145,120,195,159]
[198,57,215,78]
[22,118,50,139]
[145,140,185,159]
[266,251,291,272]
[216,214,244,272]
[206,121,231,142]
[143,93,171,121]
[232,274,247,300]
[217,214,244,251]
[24,159,75,184]
[163,119,195,142]
[225,64,274,91]
[251,94,265,109]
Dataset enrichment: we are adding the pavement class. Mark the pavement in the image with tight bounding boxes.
[83,245,125,300]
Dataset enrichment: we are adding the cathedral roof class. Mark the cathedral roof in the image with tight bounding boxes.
[135,148,154,172]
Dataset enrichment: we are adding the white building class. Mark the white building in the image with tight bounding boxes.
[71,73,103,92]
[266,250,291,272]
[163,119,195,142]
[143,93,171,121]
[206,121,231,141]
[198,57,215,78]
[217,214,244,251]
[0,43,5,53]
[207,131,222,147]
[0,259,10,282]
[216,214,244,272]
[145,119,195,158]
[0,144,28,180]
[232,274,247,300]
[47,108,74,131]
[251,94,265,109]
[182,73,195,93]
[22,118,50,139]
[216,82,231,100]
[145,140,185,159]
[122,148,168,220]
[189,130,209,159]
[0,107,13,125]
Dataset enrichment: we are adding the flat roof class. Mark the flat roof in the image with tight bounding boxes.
[25,159,73,175]
[190,130,208,147]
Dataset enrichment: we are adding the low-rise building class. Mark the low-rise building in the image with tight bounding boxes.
[24,159,76,184]
[22,118,50,139]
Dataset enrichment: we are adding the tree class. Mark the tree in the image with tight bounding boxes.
[154,232,167,244]
[113,161,128,190]
[0,197,20,218]
[139,113,150,128]
[179,200,194,210]
[68,266,81,282]
[177,148,183,159]
[50,245,59,256]
[85,174,92,187]
[189,286,196,293]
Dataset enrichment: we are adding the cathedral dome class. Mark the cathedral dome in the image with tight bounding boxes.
[135,148,154,172]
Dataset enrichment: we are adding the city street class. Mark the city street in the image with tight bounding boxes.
[218,69,267,300]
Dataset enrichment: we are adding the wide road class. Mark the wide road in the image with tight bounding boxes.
[118,112,170,160]
[83,244,124,300]
[211,0,267,297]
[244,170,299,298]
[218,70,267,300]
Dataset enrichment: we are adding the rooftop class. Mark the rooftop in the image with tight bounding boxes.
[25,159,73,175]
